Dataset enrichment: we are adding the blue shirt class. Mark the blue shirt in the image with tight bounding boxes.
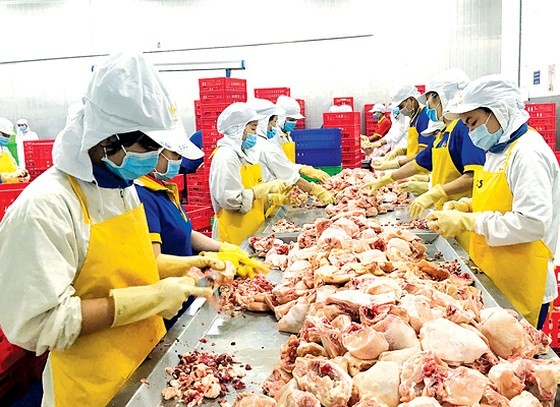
[412,106,432,147]
[415,119,486,173]
[135,177,193,256]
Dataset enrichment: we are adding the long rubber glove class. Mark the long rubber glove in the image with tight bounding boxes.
[397,180,429,195]
[267,193,291,206]
[371,140,383,149]
[409,184,447,219]
[409,174,430,182]
[362,175,394,196]
[300,165,330,182]
[443,197,473,212]
[111,277,212,326]
[384,147,407,161]
[157,254,225,279]
[0,172,21,184]
[309,184,335,205]
[202,243,270,278]
[427,210,479,238]
[372,159,400,171]
[252,179,291,199]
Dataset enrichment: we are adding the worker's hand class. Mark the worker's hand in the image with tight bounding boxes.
[408,184,447,219]
[202,244,270,279]
[396,180,429,195]
[372,159,400,171]
[409,173,430,182]
[362,175,394,196]
[252,179,291,200]
[300,165,330,182]
[110,277,212,326]
[0,172,21,184]
[371,140,383,149]
[360,135,373,152]
[427,210,479,238]
[156,253,225,279]
[309,184,335,205]
[267,193,291,207]
[442,197,473,212]
[384,147,407,161]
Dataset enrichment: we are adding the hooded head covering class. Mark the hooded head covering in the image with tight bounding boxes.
[0,117,14,136]
[217,102,264,159]
[391,84,421,106]
[53,51,203,182]
[276,95,304,129]
[445,74,529,143]
[246,98,285,138]
[417,68,470,113]
[369,103,386,114]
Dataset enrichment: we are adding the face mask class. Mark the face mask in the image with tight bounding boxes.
[102,146,160,180]
[392,107,400,117]
[469,114,504,151]
[425,98,440,122]
[0,136,9,147]
[154,155,182,181]
[266,128,277,139]
[241,133,257,150]
[18,125,27,133]
[400,106,412,117]
[372,113,382,120]
[283,121,297,132]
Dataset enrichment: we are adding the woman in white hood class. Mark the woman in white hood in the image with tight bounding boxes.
[427,74,560,329]
[209,102,290,244]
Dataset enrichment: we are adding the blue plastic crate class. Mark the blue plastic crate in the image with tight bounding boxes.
[291,128,342,151]
[295,149,342,166]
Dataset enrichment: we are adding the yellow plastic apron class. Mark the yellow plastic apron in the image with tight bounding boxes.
[282,141,296,163]
[406,108,423,158]
[217,163,265,245]
[50,176,166,406]
[0,148,18,173]
[470,139,552,327]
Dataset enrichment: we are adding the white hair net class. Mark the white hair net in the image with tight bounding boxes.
[391,84,421,106]
[445,74,529,143]
[369,103,386,113]
[417,68,470,112]
[217,102,263,158]
[0,117,14,135]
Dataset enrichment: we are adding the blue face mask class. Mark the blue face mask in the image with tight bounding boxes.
[372,113,382,120]
[469,115,504,151]
[283,121,297,132]
[18,125,27,133]
[266,128,277,139]
[102,146,160,180]
[242,133,257,150]
[0,136,9,147]
[392,107,400,117]
[425,99,440,121]
[154,155,183,181]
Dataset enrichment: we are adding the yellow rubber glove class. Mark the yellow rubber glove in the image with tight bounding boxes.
[362,175,394,196]
[371,140,383,149]
[396,180,429,195]
[0,172,21,184]
[372,159,400,171]
[409,174,430,182]
[252,179,291,199]
[156,254,225,279]
[384,147,407,161]
[110,277,212,326]
[442,197,473,212]
[203,245,269,279]
[408,184,447,219]
[300,165,330,182]
[309,184,335,205]
[267,193,291,206]
[427,210,479,238]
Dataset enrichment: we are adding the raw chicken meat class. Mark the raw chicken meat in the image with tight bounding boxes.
[316,226,352,249]
[232,393,277,406]
[275,379,321,406]
[510,391,542,406]
[378,347,422,373]
[279,335,300,372]
[399,351,449,402]
[479,387,511,406]
[343,352,377,377]
[353,396,391,406]
[341,323,389,360]
[262,366,292,398]
[373,314,420,350]
[352,361,400,407]
[419,318,490,364]
[441,366,488,405]
[488,362,524,399]
[297,342,329,358]
[397,396,441,406]
[292,357,353,407]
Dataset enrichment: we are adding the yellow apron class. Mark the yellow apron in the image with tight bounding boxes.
[430,120,471,250]
[470,139,552,326]
[217,163,265,245]
[406,107,423,158]
[282,141,296,163]
[0,148,18,173]
[50,176,166,406]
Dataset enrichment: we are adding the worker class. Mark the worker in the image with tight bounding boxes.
[180,129,204,174]
[209,102,291,245]
[246,98,334,213]
[362,103,409,158]
[371,84,431,170]
[364,69,485,245]
[272,95,304,163]
[427,75,560,328]
[0,117,29,183]
[0,52,224,407]
[367,103,392,141]
[15,118,39,168]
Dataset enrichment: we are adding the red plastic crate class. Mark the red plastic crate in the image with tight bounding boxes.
[323,112,360,127]
[526,103,556,117]
[0,329,26,375]
[23,140,55,170]
[186,173,209,188]
[0,183,28,221]
[254,88,290,102]
[199,91,246,103]
[201,129,222,145]
[528,117,556,132]
[194,100,201,114]
[166,174,186,193]
[333,97,354,110]
[187,194,212,206]
[295,99,305,112]
[415,84,426,94]
[198,227,212,238]
[543,311,560,349]
[198,102,230,118]
[183,205,214,231]
[199,77,246,93]
[555,151,560,166]
[199,119,218,132]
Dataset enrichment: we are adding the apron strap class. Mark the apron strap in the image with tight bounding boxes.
[67,175,92,225]
[503,137,521,170]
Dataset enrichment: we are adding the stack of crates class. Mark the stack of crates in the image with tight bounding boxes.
[291,128,341,169]
[333,97,354,111]
[295,99,306,129]
[254,87,290,103]
[0,183,28,221]
[23,139,55,180]
[323,112,362,168]
[526,103,557,155]
[415,84,426,94]
[182,204,214,237]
